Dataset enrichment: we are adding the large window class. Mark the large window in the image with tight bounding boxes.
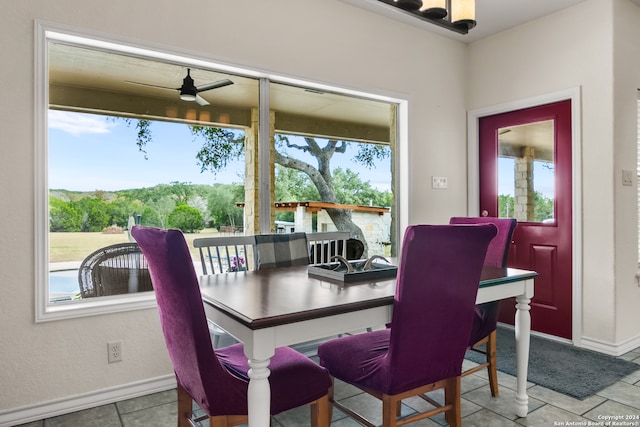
[36,24,401,321]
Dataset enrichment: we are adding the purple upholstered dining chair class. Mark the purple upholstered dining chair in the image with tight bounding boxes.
[449,216,517,397]
[317,224,497,427]
[131,226,331,427]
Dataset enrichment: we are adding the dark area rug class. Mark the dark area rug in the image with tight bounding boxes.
[464,326,640,400]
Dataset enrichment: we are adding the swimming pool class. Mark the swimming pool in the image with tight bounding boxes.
[49,270,80,300]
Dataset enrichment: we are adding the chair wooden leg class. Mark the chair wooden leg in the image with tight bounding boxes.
[486,330,499,397]
[209,417,230,427]
[310,394,330,427]
[327,382,335,421]
[444,377,462,427]
[381,395,398,427]
[176,383,192,427]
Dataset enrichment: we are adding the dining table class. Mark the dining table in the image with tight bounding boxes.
[199,263,537,427]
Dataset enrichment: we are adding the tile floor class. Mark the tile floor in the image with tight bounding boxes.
[15,346,640,427]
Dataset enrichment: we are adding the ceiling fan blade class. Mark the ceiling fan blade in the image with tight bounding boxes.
[195,95,210,106]
[196,79,234,93]
[125,80,179,91]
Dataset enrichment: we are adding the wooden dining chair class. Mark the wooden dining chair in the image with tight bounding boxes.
[317,224,497,427]
[449,216,517,397]
[131,226,332,427]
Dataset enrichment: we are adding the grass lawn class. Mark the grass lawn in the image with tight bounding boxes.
[49,229,220,263]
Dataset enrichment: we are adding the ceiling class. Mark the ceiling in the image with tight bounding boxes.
[341,0,640,43]
[49,0,640,146]
[48,42,394,143]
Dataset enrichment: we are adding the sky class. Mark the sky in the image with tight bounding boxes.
[48,111,392,192]
[48,110,552,197]
[498,157,555,198]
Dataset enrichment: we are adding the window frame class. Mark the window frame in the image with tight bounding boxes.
[35,21,407,322]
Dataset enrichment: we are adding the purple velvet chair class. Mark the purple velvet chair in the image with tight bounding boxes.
[449,216,517,397]
[131,226,331,427]
[317,224,497,427]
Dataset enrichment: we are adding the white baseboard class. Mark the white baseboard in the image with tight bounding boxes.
[579,333,640,357]
[0,374,175,427]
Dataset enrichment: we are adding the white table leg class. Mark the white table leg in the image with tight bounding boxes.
[247,357,271,427]
[514,294,531,418]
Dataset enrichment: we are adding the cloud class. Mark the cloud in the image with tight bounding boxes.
[48,110,116,136]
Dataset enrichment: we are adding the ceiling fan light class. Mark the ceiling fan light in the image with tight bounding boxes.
[180,93,197,101]
[451,0,476,29]
[420,0,447,19]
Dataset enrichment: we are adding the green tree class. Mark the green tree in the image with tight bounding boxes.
[534,191,554,222]
[207,184,244,228]
[168,204,205,233]
[146,196,176,229]
[331,168,391,207]
[71,198,111,231]
[133,120,392,255]
[498,194,515,218]
[275,165,320,202]
[140,206,162,228]
[49,197,81,231]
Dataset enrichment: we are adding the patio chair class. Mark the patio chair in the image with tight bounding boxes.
[307,231,350,265]
[192,235,259,347]
[255,232,311,269]
[193,235,258,274]
[307,232,367,265]
[131,226,332,427]
[317,224,497,427]
[449,216,517,397]
[77,242,153,298]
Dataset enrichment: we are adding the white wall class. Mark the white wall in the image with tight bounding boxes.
[612,0,640,343]
[0,0,469,421]
[468,0,640,349]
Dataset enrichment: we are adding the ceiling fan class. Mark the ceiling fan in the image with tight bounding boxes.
[126,68,233,106]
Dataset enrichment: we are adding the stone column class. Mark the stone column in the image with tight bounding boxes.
[244,108,276,234]
[514,146,535,221]
[243,108,259,235]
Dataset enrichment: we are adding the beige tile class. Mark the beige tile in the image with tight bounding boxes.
[461,408,521,426]
[515,403,591,426]
[526,385,606,415]
[583,400,640,422]
[597,381,640,409]
[116,389,176,414]
[120,401,176,427]
[464,384,545,420]
[43,405,121,427]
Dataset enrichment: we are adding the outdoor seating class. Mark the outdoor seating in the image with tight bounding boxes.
[193,235,258,274]
[449,216,517,397]
[131,226,332,427]
[255,232,311,269]
[317,224,496,427]
[307,231,350,265]
[192,235,259,347]
[77,242,153,298]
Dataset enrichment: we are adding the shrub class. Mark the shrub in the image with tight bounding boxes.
[168,204,205,233]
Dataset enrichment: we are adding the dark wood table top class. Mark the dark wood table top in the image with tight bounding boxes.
[199,265,537,330]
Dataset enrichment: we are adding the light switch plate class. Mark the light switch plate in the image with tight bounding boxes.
[432,176,448,189]
[622,169,634,186]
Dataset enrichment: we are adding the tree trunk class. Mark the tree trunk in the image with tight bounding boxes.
[324,208,369,258]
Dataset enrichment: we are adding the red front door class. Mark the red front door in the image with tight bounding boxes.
[479,100,573,339]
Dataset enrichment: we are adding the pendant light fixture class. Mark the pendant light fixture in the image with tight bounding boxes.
[451,0,476,30]
[386,0,476,34]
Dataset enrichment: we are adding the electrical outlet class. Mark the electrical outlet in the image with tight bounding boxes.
[108,341,122,363]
